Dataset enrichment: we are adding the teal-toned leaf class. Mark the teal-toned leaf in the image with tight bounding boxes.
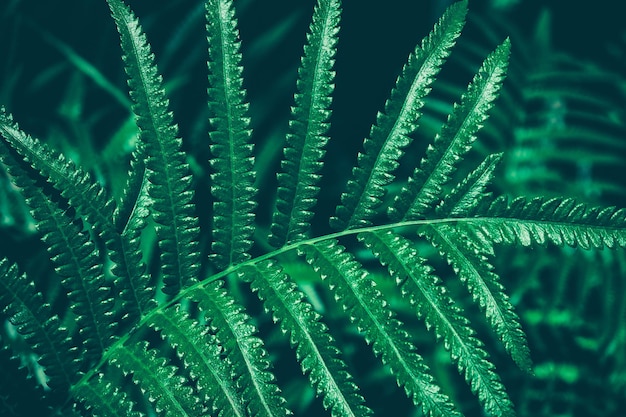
[146,305,246,417]
[191,281,290,417]
[421,223,532,372]
[269,0,341,247]
[0,140,117,362]
[331,0,468,230]
[206,0,256,270]
[108,340,205,416]
[301,240,461,417]
[107,0,200,295]
[360,230,515,417]
[239,260,373,417]
[0,259,79,389]
[469,195,626,249]
[74,373,144,417]
[436,152,503,217]
[389,38,511,221]
[0,108,146,324]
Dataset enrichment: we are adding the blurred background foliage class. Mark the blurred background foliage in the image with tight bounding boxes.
[1,0,625,416]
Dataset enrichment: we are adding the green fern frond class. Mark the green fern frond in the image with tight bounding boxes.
[0,108,148,324]
[191,281,290,417]
[469,195,626,249]
[206,0,256,270]
[240,260,373,417]
[359,230,515,416]
[73,373,143,417]
[331,0,468,230]
[301,240,461,417]
[390,38,511,221]
[436,152,503,216]
[108,340,205,416]
[421,223,532,372]
[0,259,79,389]
[107,0,200,295]
[0,140,117,363]
[269,0,341,247]
[146,306,245,416]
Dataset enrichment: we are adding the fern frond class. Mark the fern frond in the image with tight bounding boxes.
[146,306,246,416]
[74,373,144,417]
[191,281,290,417]
[0,259,79,389]
[469,195,626,249]
[301,241,461,417]
[206,0,256,270]
[269,0,341,247]
[107,0,200,295]
[108,340,205,416]
[0,108,147,324]
[389,38,511,221]
[436,152,503,217]
[359,230,515,417]
[240,260,373,417]
[331,0,468,230]
[0,140,117,362]
[421,224,532,372]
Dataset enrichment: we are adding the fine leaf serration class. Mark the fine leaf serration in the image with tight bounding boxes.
[1,0,625,416]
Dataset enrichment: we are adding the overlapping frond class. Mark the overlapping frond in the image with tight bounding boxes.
[301,240,461,417]
[421,223,532,372]
[108,341,205,416]
[0,259,79,389]
[331,0,468,230]
[146,306,244,416]
[359,230,515,416]
[190,281,290,417]
[390,38,511,221]
[74,373,144,417]
[240,260,373,417]
[107,0,200,295]
[0,108,147,324]
[206,0,256,270]
[0,139,117,363]
[269,0,341,247]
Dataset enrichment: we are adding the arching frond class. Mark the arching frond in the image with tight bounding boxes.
[389,38,511,221]
[331,0,468,230]
[107,0,201,295]
[301,240,461,417]
[240,260,373,417]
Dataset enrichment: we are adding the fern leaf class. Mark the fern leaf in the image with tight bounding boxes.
[331,0,468,230]
[206,0,256,269]
[389,38,511,221]
[269,0,341,247]
[469,195,626,249]
[0,108,147,324]
[74,373,144,417]
[0,109,116,239]
[107,0,200,295]
[146,305,246,417]
[240,260,373,417]
[301,241,461,417]
[359,230,515,417]
[108,340,205,416]
[191,281,290,417]
[436,152,503,217]
[113,144,156,318]
[0,259,79,389]
[0,141,117,361]
[421,224,532,372]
